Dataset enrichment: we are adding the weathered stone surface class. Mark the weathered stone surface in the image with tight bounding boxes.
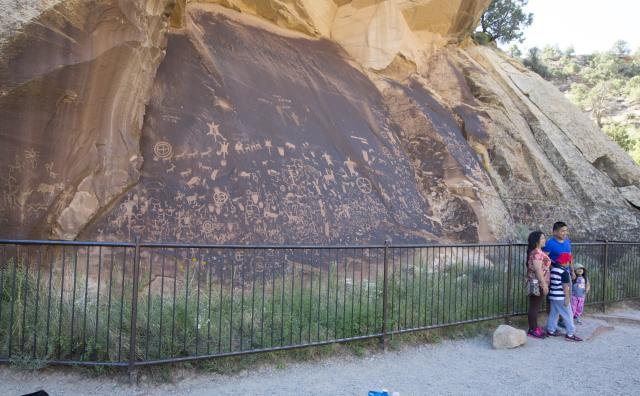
[492,325,526,349]
[0,0,174,239]
[619,186,640,209]
[1,0,639,243]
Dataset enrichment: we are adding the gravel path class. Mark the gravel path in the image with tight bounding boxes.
[3,313,640,396]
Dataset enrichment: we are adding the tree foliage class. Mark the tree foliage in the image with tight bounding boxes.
[479,0,533,44]
[509,40,640,160]
[603,122,637,152]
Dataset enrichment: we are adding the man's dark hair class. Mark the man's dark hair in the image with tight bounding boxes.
[552,221,567,231]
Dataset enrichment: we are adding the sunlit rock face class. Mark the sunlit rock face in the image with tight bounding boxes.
[1,0,639,243]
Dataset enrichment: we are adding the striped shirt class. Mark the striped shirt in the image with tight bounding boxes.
[549,263,571,301]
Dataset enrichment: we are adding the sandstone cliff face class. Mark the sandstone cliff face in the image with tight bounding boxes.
[1,0,639,243]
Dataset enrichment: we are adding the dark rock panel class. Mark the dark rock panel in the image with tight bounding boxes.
[84,12,441,244]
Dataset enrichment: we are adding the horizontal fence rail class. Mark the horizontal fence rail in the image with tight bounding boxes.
[0,239,639,374]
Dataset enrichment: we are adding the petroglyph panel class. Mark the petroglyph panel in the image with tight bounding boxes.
[86,12,440,244]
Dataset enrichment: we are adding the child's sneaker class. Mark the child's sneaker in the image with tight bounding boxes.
[546,330,562,337]
[575,317,583,324]
[565,334,583,342]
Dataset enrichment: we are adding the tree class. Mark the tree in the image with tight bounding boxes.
[523,47,549,78]
[479,0,534,44]
[611,40,631,56]
[603,122,637,152]
[507,44,522,58]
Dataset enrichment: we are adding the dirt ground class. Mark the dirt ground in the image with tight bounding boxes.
[2,307,640,396]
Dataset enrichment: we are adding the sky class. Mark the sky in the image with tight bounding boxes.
[517,0,640,54]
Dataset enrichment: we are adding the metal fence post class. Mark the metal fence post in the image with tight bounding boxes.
[602,240,609,313]
[128,237,142,383]
[381,239,390,350]
[506,240,513,324]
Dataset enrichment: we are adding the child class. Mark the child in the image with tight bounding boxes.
[546,259,583,341]
[571,263,590,324]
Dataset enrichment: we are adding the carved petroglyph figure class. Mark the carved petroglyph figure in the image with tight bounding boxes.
[219,141,229,160]
[24,149,39,169]
[265,140,272,156]
[234,142,245,154]
[154,141,173,159]
[166,163,176,173]
[350,136,369,145]
[277,147,285,156]
[344,157,358,176]
[206,121,224,142]
[198,162,213,172]
[322,152,333,166]
[179,168,192,178]
[186,176,201,189]
[200,147,213,158]
[356,177,373,194]
[44,162,57,178]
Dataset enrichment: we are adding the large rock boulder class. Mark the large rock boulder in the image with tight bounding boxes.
[1,0,639,243]
[492,325,527,349]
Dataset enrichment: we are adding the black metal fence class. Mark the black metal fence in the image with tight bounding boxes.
[1,239,639,375]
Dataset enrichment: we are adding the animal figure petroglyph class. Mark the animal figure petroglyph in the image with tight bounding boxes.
[198,162,213,172]
[179,169,192,178]
[166,164,176,173]
[344,157,358,176]
[186,194,199,205]
[285,142,296,150]
[234,142,245,154]
[210,169,219,180]
[200,147,213,158]
[186,176,201,188]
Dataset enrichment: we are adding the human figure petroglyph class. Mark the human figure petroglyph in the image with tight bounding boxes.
[265,140,272,156]
[44,162,58,178]
[206,121,224,142]
[322,152,333,166]
[24,149,39,169]
[219,141,229,159]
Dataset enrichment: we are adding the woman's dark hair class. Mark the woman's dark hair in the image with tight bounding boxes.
[527,231,545,258]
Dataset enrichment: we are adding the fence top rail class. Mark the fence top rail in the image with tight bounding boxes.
[0,239,637,250]
[0,239,135,248]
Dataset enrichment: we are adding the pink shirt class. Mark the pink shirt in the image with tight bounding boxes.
[527,248,551,285]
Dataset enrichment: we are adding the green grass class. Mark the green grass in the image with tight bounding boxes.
[1,244,638,372]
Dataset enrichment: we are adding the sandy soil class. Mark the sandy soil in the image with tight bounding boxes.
[2,310,640,396]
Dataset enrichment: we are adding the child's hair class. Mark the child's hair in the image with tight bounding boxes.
[552,221,567,231]
[573,266,588,284]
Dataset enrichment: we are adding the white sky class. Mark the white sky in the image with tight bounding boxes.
[518,0,640,54]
